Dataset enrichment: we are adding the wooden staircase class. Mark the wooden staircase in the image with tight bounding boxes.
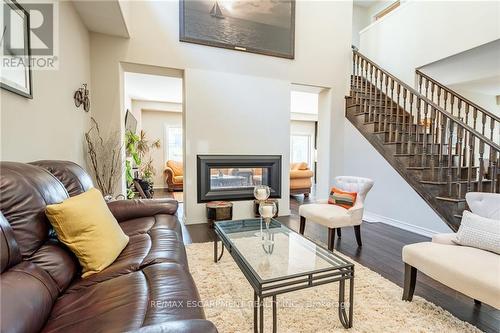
[346,50,500,231]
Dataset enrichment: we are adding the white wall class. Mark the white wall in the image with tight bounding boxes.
[1,1,91,165]
[359,0,500,86]
[185,69,291,223]
[141,109,182,187]
[90,0,353,224]
[344,121,451,235]
[352,5,370,48]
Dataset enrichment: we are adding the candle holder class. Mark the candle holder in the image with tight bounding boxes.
[259,202,277,248]
[253,185,270,202]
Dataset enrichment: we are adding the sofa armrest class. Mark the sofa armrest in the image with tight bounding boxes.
[164,167,175,185]
[290,169,314,179]
[107,199,178,222]
[431,233,457,245]
[127,320,218,333]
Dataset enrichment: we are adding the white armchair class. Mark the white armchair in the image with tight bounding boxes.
[402,192,500,308]
[298,176,374,250]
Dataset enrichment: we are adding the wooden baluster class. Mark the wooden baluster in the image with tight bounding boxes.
[364,62,370,116]
[489,117,495,141]
[481,113,486,137]
[368,64,374,121]
[377,69,383,128]
[352,52,356,91]
[456,99,462,123]
[418,74,423,95]
[390,79,395,142]
[407,93,414,155]
[402,88,408,150]
[421,101,429,167]
[424,78,429,99]
[447,119,455,195]
[429,106,437,171]
[395,83,401,142]
[478,141,485,192]
[415,97,421,157]
[456,126,463,182]
[361,60,367,115]
[449,94,455,117]
[383,75,389,133]
[439,113,447,181]
[436,86,442,112]
[467,133,474,193]
[472,107,478,132]
[463,104,470,166]
[443,91,448,116]
[372,68,379,123]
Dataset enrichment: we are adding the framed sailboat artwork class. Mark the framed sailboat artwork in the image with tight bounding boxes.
[179,0,295,59]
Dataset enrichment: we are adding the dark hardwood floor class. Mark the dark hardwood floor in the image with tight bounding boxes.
[156,188,499,332]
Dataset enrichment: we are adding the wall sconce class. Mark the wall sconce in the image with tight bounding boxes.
[74,83,90,112]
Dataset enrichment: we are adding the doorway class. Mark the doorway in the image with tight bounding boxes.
[122,67,184,203]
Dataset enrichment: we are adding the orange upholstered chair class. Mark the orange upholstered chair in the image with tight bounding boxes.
[290,162,313,197]
[164,160,183,191]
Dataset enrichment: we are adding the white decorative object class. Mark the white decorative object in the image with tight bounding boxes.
[455,210,500,255]
[254,185,270,201]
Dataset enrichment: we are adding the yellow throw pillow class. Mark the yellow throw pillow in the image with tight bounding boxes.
[45,188,129,278]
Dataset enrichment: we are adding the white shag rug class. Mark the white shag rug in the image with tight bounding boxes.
[186,242,480,333]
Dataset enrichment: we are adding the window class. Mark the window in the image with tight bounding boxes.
[166,127,183,162]
[290,134,311,166]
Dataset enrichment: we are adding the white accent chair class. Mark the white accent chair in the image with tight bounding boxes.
[298,176,374,250]
[402,192,500,309]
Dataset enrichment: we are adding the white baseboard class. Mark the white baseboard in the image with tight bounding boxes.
[363,211,439,238]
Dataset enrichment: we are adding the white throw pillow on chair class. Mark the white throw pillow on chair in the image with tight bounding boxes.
[454,210,500,255]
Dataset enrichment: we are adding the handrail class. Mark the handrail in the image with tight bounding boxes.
[353,50,500,152]
[416,69,500,123]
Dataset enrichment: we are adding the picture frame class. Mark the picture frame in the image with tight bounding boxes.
[1,0,32,98]
[179,0,295,59]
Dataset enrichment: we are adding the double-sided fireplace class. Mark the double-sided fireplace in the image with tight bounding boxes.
[197,155,282,203]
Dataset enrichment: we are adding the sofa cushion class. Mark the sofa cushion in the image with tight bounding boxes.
[455,210,500,254]
[299,203,357,228]
[46,188,129,278]
[120,214,182,239]
[402,242,500,309]
[173,175,184,183]
[167,161,183,177]
[42,263,205,333]
[291,162,308,170]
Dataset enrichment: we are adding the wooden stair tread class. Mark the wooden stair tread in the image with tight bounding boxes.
[436,196,466,203]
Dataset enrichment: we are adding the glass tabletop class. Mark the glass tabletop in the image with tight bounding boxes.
[215,218,352,282]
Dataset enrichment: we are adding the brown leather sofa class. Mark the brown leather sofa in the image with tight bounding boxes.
[164,160,183,192]
[0,160,217,333]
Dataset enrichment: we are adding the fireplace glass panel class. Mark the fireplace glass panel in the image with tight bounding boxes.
[209,167,270,190]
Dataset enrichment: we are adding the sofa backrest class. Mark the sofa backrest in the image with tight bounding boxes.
[31,160,94,197]
[0,162,80,333]
[167,160,183,176]
[465,192,500,219]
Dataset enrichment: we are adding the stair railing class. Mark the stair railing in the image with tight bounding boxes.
[415,69,499,143]
[352,50,499,197]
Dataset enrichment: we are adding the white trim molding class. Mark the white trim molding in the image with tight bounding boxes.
[363,211,441,238]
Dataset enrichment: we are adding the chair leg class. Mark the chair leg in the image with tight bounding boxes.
[474,299,482,306]
[328,228,335,251]
[402,263,417,301]
[299,216,306,235]
[354,225,362,247]
[336,228,341,238]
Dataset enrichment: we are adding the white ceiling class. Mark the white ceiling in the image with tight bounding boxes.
[419,40,500,96]
[124,72,183,103]
[353,0,384,8]
[72,0,129,38]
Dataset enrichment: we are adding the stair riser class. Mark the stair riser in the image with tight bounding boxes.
[397,154,461,168]
[419,167,479,181]
[422,181,493,199]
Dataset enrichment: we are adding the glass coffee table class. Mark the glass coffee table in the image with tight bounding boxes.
[214,218,354,333]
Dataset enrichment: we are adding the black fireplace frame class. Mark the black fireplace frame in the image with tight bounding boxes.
[197,155,282,203]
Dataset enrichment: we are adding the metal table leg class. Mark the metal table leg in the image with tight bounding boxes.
[213,235,225,263]
[254,292,258,333]
[272,295,277,333]
[259,297,264,333]
[338,274,354,329]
